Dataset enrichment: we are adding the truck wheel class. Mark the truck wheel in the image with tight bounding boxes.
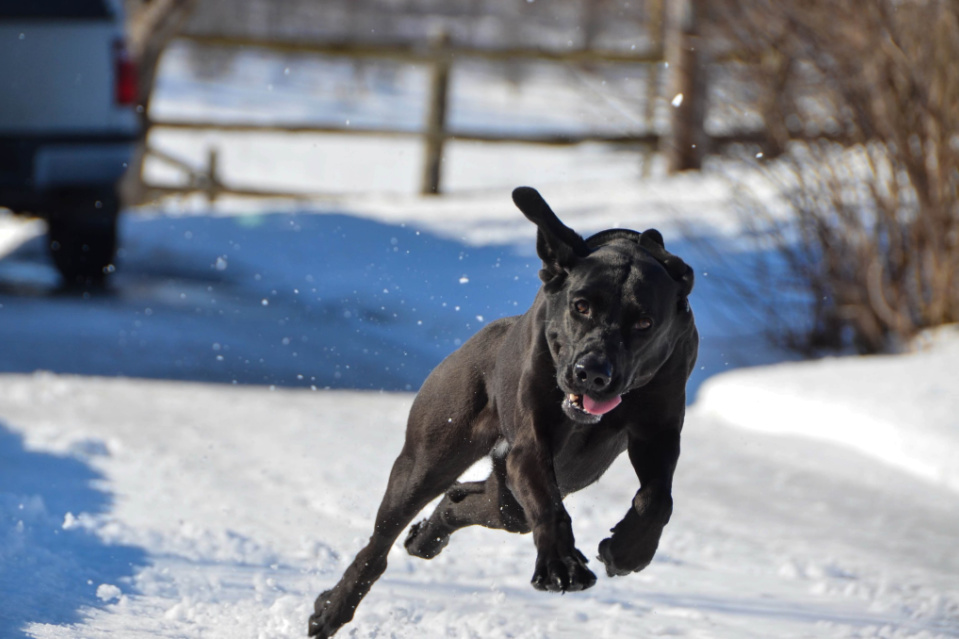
[46,188,120,286]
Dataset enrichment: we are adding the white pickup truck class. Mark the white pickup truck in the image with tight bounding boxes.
[0,0,140,284]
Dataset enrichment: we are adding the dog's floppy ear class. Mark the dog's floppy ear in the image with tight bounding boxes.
[639,229,694,298]
[512,186,590,286]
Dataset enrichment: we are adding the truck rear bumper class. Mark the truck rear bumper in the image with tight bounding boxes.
[34,143,134,188]
[0,133,138,213]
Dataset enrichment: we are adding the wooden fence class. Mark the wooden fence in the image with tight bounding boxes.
[140,0,766,200]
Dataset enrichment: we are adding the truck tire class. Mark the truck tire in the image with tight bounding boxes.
[46,188,120,286]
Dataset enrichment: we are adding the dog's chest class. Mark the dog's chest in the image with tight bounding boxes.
[553,425,629,495]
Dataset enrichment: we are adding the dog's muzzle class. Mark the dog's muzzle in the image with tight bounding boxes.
[561,354,622,423]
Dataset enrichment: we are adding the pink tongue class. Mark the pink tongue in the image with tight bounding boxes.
[582,394,622,416]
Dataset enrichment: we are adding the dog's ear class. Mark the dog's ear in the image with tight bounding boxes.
[512,186,590,286]
[639,229,664,249]
[640,228,694,299]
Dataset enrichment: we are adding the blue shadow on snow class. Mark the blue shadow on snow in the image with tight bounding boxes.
[0,423,147,637]
[0,211,540,391]
[0,209,794,399]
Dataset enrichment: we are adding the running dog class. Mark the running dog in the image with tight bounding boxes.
[309,186,698,637]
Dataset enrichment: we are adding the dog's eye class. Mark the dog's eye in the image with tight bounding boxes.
[573,299,590,315]
[635,316,653,331]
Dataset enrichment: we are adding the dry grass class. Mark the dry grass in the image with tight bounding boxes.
[710,0,959,353]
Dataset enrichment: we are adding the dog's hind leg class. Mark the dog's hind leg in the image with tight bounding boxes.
[405,452,530,559]
[309,330,506,638]
[309,432,493,638]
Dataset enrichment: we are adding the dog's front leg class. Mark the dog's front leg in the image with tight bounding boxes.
[506,430,597,593]
[598,428,680,577]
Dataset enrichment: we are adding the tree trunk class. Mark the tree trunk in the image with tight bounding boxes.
[120,0,200,206]
[662,0,706,173]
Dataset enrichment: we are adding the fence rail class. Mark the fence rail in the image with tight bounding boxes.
[174,33,668,65]
[149,118,783,149]
[148,119,667,146]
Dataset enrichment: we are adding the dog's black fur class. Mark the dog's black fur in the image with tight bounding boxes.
[309,187,698,638]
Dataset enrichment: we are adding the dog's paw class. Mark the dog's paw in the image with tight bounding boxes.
[597,535,655,577]
[404,520,450,559]
[531,547,597,593]
[308,589,338,638]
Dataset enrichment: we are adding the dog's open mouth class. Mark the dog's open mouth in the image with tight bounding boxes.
[565,393,622,422]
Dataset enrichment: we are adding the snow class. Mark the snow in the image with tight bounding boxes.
[1,41,958,639]
[697,327,959,494]
[1,370,957,638]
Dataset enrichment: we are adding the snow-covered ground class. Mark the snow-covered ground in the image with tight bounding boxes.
[2,184,957,639]
[1,42,957,639]
[0,368,956,639]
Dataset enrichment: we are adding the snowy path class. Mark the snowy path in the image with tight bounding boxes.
[2,374,956,638]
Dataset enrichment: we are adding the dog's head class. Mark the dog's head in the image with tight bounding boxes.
[512,186,695,424]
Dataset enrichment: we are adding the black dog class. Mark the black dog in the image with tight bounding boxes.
[309,187,698,637]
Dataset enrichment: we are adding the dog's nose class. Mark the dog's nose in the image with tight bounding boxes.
[574,355,613,392]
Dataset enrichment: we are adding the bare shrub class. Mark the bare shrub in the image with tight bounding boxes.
[710,0,959,353]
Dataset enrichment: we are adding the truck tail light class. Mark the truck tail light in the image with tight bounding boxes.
[114,39,138,106]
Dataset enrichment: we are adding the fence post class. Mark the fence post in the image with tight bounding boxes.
[121,0,199,206]
[421,30,452,196]
[206,147,220,204]
[662,0,706,173]
[642,0,665,176]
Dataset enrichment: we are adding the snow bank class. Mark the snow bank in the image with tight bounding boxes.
[696,326,959,493]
